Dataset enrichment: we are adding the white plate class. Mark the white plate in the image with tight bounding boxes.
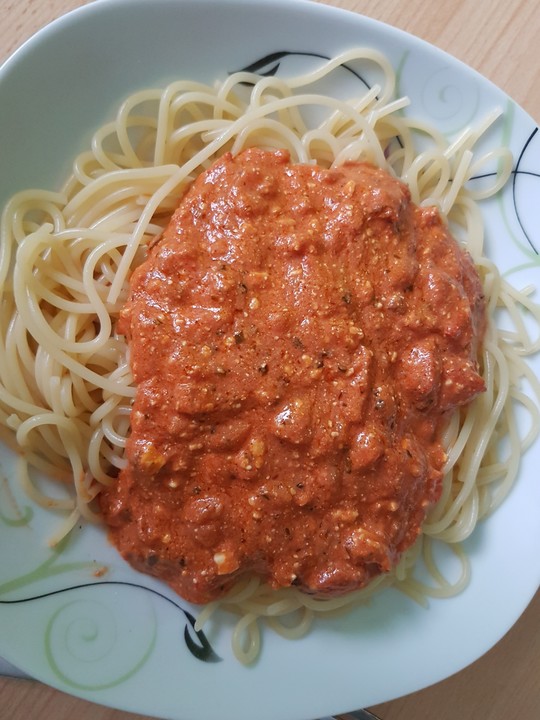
[0,1,539,718]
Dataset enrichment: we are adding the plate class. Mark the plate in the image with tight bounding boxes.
[0,1,539,718]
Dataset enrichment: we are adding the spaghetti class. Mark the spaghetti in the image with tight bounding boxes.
[0,48,538,663]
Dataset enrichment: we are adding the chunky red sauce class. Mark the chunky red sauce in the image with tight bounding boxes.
[100,148,486,604]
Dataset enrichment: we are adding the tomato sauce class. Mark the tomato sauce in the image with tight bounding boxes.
[100,148,486,604]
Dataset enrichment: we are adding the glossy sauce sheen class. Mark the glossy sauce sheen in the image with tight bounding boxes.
[100,149,486,604]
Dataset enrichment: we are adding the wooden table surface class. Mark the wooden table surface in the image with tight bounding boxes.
[0,1,539,719]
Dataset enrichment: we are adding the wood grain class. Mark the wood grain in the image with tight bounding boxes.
[0,1,538,719]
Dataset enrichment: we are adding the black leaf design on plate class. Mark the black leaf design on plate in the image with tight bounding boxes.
[470,127,540,255]
[0,580,222,664]
[183,610,221,662]
[511,127,539,255]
